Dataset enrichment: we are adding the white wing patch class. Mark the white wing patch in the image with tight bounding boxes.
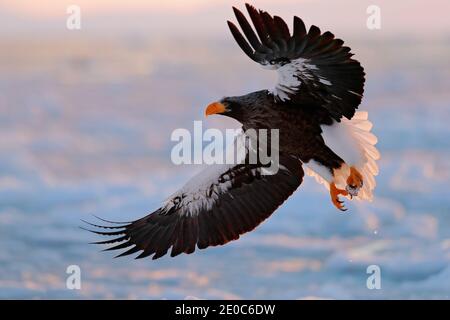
[162,163,235,217]
[162,131,247,217]
[305,111,380,201]
[161,131,289,217]
[268,58,330,102]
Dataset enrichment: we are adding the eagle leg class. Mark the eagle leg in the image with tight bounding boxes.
[345,166,363,197]
[330,182,348,211]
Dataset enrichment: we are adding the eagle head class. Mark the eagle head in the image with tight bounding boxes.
[205,91,269,124]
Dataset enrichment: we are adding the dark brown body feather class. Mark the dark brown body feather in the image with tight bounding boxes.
[226,90,345,173]
[85,3,367,260]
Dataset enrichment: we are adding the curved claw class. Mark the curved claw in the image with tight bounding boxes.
[346,167,363,197]
[330,182,349,212]
[335,198,347,211]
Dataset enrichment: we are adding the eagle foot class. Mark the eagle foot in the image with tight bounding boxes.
[345,167,363,197]
[330,182,348,211]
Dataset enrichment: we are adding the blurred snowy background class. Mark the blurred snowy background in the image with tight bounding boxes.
[0,0,449,299]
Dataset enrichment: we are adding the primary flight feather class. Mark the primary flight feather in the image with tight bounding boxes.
[85,3,379,260]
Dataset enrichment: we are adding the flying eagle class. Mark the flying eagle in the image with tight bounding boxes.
[85,3,379,260]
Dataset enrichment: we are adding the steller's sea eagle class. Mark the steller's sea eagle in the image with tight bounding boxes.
[85,3,379,260]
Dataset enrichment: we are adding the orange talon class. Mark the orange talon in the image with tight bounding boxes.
[330,182,349,211]
[346,166,363,197]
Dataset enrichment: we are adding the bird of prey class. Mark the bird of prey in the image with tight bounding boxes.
[86,3,379,260]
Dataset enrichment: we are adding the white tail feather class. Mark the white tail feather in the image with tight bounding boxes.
[305,111,380,201]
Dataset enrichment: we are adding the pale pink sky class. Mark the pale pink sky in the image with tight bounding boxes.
[0,0,448,37]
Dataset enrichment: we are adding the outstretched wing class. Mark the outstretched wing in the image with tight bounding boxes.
[86,154,303,260]
[227,3,365,121]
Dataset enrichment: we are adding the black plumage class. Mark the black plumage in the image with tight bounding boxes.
[86,155,303,259]
[85,3,375,260]
[228,3,365,121]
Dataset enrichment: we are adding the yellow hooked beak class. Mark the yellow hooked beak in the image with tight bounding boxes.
[205,102,226,116]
